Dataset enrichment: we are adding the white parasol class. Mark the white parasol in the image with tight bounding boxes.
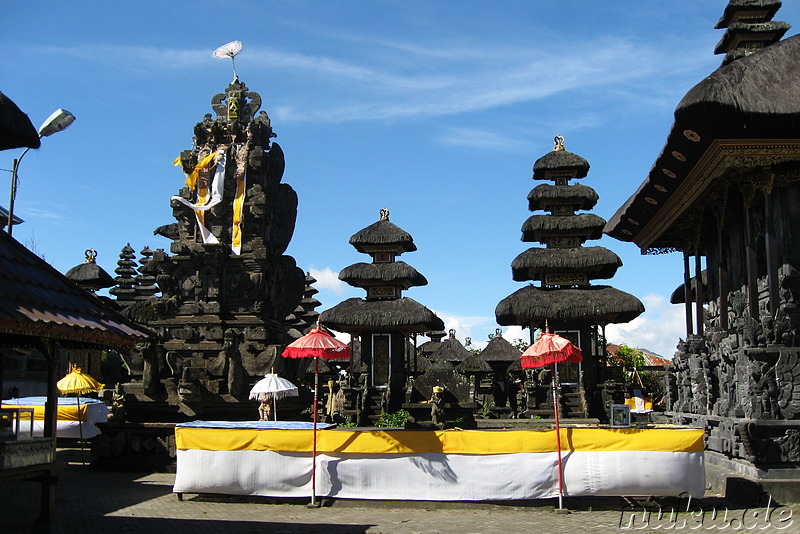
[249,373,298,421]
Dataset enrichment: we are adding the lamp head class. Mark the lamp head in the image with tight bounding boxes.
[38,109,75,137]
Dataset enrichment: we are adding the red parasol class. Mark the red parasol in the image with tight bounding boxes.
[282,324,351,506]
[520,322,582,511]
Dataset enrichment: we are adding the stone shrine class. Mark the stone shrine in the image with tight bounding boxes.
[110,76,305,420]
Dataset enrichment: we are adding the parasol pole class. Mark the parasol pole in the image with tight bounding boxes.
[310,355,319,507]
[76,392,86,465]
[551,363,564,510]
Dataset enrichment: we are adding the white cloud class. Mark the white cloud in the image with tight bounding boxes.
[435,127,528,151]
[605,293,685,359]
[308,266,347,295]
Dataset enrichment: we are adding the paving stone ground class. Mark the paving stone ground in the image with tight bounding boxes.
[2,448,799,534]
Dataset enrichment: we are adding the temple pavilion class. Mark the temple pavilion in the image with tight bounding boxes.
[605,0,800,499]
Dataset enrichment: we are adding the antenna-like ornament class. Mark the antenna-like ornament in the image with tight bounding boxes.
[213,40,243,81]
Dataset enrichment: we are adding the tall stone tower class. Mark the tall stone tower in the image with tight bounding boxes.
[114,74,305,419]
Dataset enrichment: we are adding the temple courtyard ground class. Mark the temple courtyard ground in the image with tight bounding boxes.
[1,448,799,533]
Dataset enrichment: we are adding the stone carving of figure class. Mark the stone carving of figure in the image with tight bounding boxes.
[223,329,247,398]
[429,386,445,427]
[141,340,160,397]
[750,359,778,418]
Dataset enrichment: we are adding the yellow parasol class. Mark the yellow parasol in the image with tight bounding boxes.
[57,366,104,396]
[57,365,104,464]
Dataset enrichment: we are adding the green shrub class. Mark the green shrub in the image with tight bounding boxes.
[377,409,410,428]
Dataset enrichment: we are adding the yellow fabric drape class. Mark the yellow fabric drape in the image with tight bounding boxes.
[231,171,246,254]
[178,152,217,190]
[2,403,88,422]
[176,427,704,455]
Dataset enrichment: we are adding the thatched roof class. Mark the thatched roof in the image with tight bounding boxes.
[320,297,444,333]
[0,92,40,151]
[64,261,115,291]
[533,150,589,180]
[670,270,709,304]
[528,184,598,212]
[0,231,154,349]
[522,214,606,242]
[606,34,800,249]
[479,334,522,362]
[456,353,492,373]
[716,1,781,29]
[349,217,416,254]
[495,285,644,327]
[715,21,789,55]
[338,261,428,288]
[429,337,470,363]
[511,246,622,282]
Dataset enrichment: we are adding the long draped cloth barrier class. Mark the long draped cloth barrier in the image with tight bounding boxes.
[173,424,705,501]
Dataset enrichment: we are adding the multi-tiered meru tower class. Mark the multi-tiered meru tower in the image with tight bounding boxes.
[496,137,643,418]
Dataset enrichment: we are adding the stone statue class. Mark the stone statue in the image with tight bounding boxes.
[429,386,445,427]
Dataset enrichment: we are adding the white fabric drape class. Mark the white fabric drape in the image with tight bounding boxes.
[174,448,705,500]
[171,152,227,244]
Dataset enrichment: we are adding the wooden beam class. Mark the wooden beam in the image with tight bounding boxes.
[764,190,779,315]
[695,253,704,337]
[743,197,759,320]
[718,230,729,331]
[683,250,694,337]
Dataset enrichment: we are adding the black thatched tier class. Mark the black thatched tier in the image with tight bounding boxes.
[670,270,709,304]
[521,214,606,242]
[716,1,781,29]
[532,150,589,180]
[457,353,493,373]
[429,338,470,363]
[511,246,622,282]
[714,20,789,55]
[528,184,599,212]
[349,218,417,254]
[495,285,644,326]
[479,335,522,362]
[606,34,800,248]
[65,261,116,291]
[320,297,444,332]
[338,261,428,288]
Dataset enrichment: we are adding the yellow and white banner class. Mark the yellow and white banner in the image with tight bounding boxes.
[172,150,227,245]
[173,426,705,501]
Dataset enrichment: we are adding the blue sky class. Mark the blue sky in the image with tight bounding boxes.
[4,1,799,357]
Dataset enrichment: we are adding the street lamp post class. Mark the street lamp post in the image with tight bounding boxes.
[7,108,76,236]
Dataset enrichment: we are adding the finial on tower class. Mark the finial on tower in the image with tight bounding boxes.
[379,208,390,221]
[213,40,243,82]
[553,136,565,152]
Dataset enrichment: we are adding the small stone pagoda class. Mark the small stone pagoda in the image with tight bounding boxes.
[109,75,306,420]
[320,209,444,422]
[496,137,644,419]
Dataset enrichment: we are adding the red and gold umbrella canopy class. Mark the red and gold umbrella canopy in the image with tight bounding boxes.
[520,330,582,369]
[282,326,352,361]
